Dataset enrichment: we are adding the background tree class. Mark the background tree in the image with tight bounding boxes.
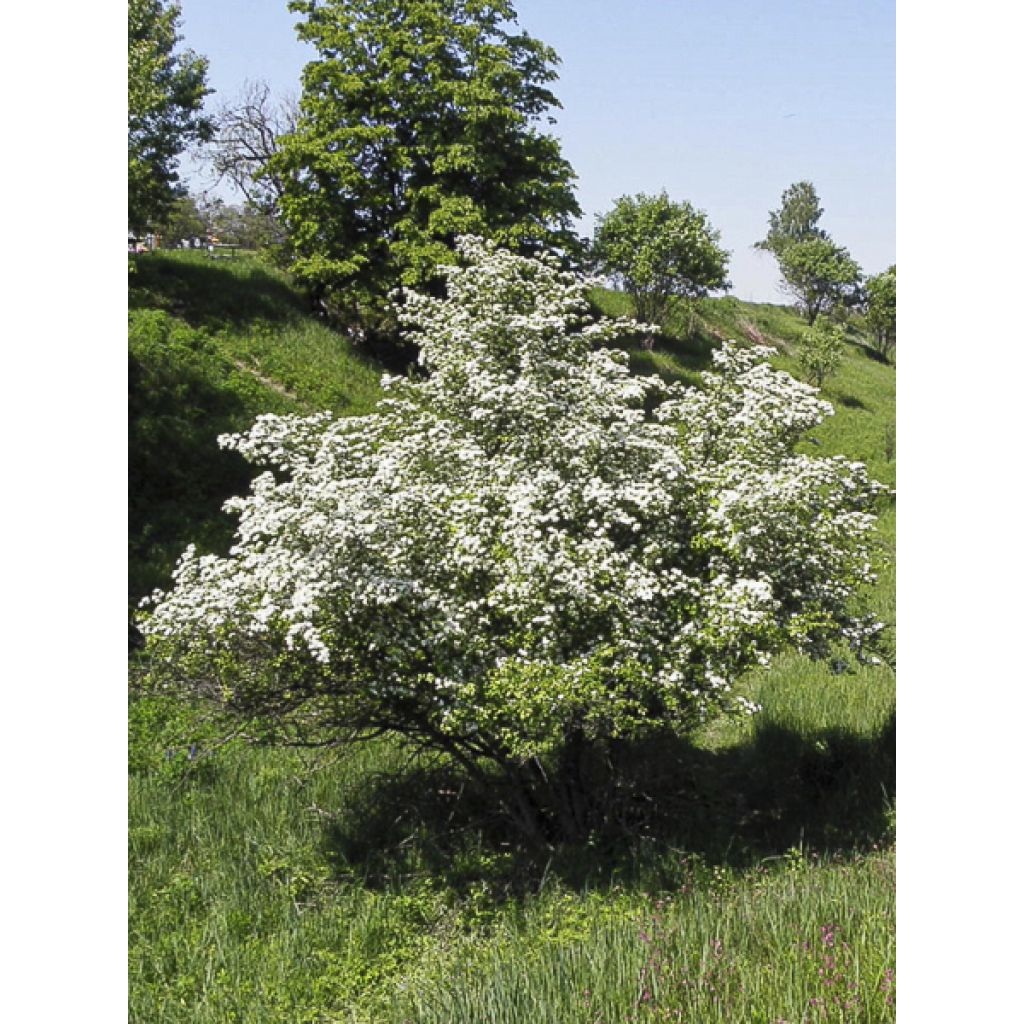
[776,237,861,324]
[159,194,209,247]
[140,238,887,844]
[161,192,289,250]
[755,180,827,256]
[270,0,581,336]
[756,181,862,324]
[591,191,730,344]
[864,265,896,361]
[129,0,213,231]
[210,201,289,250]
[207,80,298,221]
[798,317,845,388]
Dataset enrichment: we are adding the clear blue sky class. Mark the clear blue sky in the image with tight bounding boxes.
[178,0,894,302]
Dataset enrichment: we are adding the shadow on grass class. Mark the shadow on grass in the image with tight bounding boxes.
[321,712,895,895]
[129,252,306,330]
[130,251,422,375]
[846,337,894,366]
[833,392,870,411]
[606,329,717,390]
[127,308,289,625]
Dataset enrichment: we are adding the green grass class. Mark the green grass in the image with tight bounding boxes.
[130,707,894,1023]
[128,251,384,612]
[129,249,384,415]
[398,852,894,1023]
[130,268,895,1021]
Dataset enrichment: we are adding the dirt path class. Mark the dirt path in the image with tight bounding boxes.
[229,358,302,403]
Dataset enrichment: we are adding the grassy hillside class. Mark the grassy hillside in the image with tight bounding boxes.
[128,251,384,611]
[129,263,895,1022]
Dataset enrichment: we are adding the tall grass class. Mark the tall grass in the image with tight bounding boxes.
[398,852,895,1023]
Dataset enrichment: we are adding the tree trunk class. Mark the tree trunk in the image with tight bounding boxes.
[550,727,589,841]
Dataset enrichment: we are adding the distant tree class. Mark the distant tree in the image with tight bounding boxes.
[798,317,845,388]
[128,0,213,230]
[591,192,730,342]
[269,0,581,335]
[160,194,208,247]
[756,180,827,256]
[777,238,862,324]
[207,80,297,220]
[864,265,896,362]
[213,202,289,250]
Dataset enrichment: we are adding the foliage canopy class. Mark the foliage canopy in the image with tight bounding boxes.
[141,238,886,841]
[270,0,581,331]
[777,237,862,325]
[864,265,896,362]
[128,0,213,230]
[592,191,730,334]
[756,180,827,257]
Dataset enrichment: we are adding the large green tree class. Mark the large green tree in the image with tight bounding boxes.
[129,0,213,231]
[270,0,581,330]
[591,191,730,340]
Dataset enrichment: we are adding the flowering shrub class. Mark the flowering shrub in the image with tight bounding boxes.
[140,237,887,840]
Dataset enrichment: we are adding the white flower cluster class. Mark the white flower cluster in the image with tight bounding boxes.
[140,237,887,755]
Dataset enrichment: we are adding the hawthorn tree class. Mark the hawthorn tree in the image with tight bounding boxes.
[128,0,213,231]
[864,265,896,361]
[269,0,581,335]
[140,238,887,843]
[591,191,730,343]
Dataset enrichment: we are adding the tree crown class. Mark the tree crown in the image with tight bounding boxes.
[756,180,827,256]
[129,0,213,230]
[592,191,730,326]
[777,237,862,323]
[272,0,580,319]
[864,265,896,359]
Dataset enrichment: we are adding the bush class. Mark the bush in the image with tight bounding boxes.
[140,238,887,842]
[865,265,896,362]
[798,318,845,388]
[592,191,729,342]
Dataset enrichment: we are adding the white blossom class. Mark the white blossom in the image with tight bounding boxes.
[139,237,889,756]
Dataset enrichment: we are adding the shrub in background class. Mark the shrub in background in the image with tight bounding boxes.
[798,318,845,388]
[591,191,730,345]
[865,265,896,362]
